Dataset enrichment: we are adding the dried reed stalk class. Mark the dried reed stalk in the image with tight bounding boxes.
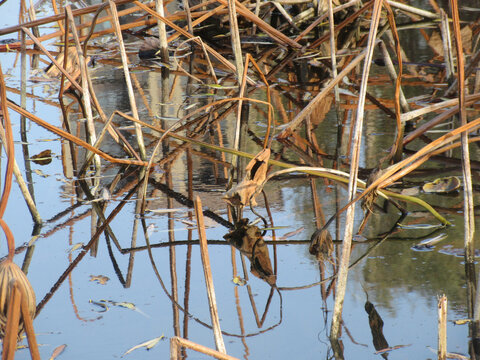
[217,0,301,49]
[440,9,454,79]
[450,0,475,263]
[109,1,147,160]
[330,0,383,340]
[194,196,226,353]
[0,62,41,224]
[170,336,239,360]
[327,0,339,103]
[387,0,439,19]
[0,0,134,36]
[438,295,447,360]
[66,5,102,173]
[227,0,244,83]
[156,0,169,62]
[384,3,407,162]
[133,1,255,85]
[277,49,367,138]
[0,124,41,224]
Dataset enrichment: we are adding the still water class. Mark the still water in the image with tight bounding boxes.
[0,0,478,359]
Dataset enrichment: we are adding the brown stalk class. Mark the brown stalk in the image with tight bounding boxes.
[277,49,367,138]
[194,196,226,353]
[66,5,102,172]
[167,4,227,43]
[402,94,480,144]
[330,0,383,340]
[450,0,475,263]
[228,0,244,83]
[327,0,339,103]
[308,0,374,49]
[0,0,135,36]
[0,66,15,220]
[133,1,255,85]
[217,0,301,49]
[367,116,480,197]
[438,295,447,360]
[156,0,170,62]
[384,2,406,163]
[109,1,147,160]
[170,336,239,360]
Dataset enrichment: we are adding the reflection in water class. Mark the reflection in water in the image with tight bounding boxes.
[2,1,480,358]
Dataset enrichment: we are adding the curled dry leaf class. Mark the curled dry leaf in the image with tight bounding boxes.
[422,176,461,193]
[223,148,270,208]
[224,219,276,285]
[122,335,164,357]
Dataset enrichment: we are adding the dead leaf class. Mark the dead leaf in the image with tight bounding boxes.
[89,275,109,285]
[309,228,333,262]
[223,148,270,208]
[122,335,164,357]
[232,276,247,286]
[454,319,472,325]
[68,242,84,253]
[423,176,461,193]
[33,169,48,178]
[30,149,52,165]
[224,219,276,285]
[89,299,109,312]
[49,344,67,360]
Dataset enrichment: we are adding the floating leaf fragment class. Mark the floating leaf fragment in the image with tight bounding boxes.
[33,169,49,178]
[374,344,411,354]
[454,318,472,325]
[99,299,149,317]
[232,276,247,286]
[112,301,136,310]
[49,344,67,360]
[68,242,84,253]
[412,233,448,251]
[423,176,461,193]
[397,223,444,230]
[30,149,52,165]
[122,335,164,357]
[89,299,109,312]
[89,275,109,285]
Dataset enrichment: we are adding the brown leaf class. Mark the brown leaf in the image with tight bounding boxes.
[309,228,333,262]
[223,149,270,208]
[224,219,275,285]
[423,176,461,193]
[31,149,52,165]
[50,344,67,360]
[89,275,109,285]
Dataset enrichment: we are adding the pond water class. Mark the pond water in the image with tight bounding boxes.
[0,1,479,359]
